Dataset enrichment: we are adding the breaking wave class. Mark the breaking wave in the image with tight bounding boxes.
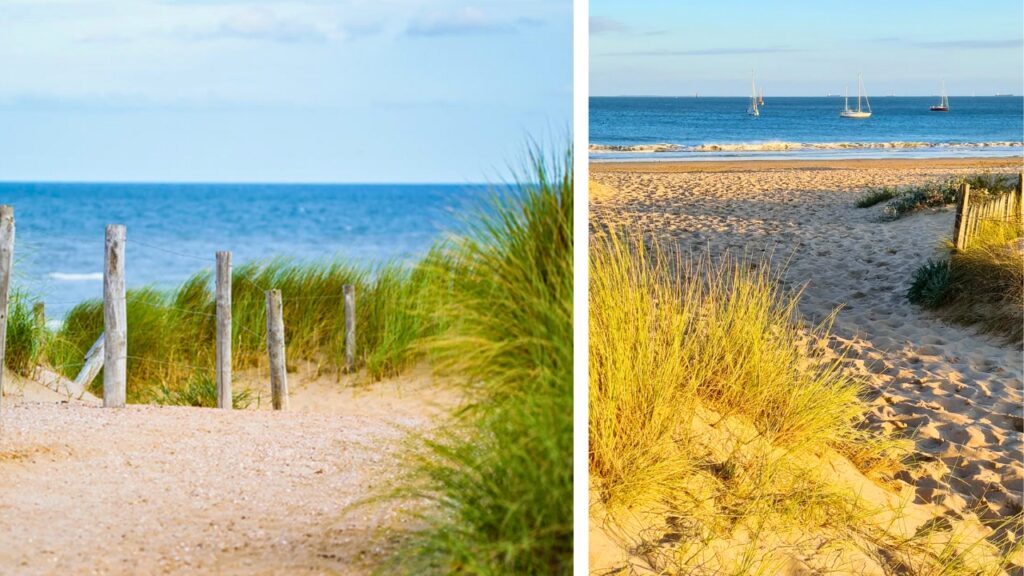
[590,141,1024,153]
[49,272,103,282]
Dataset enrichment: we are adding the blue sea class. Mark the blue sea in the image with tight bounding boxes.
[590,96,1023,161]
[0,183,491,322]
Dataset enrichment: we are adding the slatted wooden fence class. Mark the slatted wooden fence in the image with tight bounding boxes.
[952,173,1023,251]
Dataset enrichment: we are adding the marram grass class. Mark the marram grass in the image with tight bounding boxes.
[383,147,573,574]
[46,255,441,402]
[589,231,902,510]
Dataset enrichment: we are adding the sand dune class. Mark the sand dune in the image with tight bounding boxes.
[590,158,1022,568]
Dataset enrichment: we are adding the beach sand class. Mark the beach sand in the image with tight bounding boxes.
[0,366,460,574]
[590,157,1023,572]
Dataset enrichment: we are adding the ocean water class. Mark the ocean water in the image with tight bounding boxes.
[590,96,1024,161]
[0,183,492,321]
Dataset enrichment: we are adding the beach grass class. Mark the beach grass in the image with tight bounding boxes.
[909,217,1024,343]
[587,230,945,572]
[4,290,47,376]
[44,256,439,403]
[855,186,900,208]
[384,147,573,574]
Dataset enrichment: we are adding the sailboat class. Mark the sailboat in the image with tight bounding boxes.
[840,74,872,119]
[930,81,949,112]
[758,86,764,106]
[747,72,760,117]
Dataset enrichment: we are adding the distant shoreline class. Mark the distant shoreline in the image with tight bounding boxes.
[590,156,1023,173]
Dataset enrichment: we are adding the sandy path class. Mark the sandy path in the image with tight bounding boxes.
[591,159,1023,522]
[0,369,458,575]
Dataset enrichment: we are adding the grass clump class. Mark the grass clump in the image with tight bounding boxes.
[907,258,954,308]
[589,230,922,573]
[909,218,1024,343]
[4,290,47,376]
[386,148,572,574]
[46,258,439,402]
[155,373,254,409]
[856,186,899,208]
[590,231,901,508]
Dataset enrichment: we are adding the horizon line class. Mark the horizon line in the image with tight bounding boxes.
[0,179,505,187]
[591,94,1020,98]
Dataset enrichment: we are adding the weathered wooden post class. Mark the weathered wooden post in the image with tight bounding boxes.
[1017,172,1023,221]
[73,334,105,398]
[216,251,232,409]
[103,224,127,407]
[953,183,971,251]
[265,289,288,410]
[343,284,356,373]
[0,206,14,408]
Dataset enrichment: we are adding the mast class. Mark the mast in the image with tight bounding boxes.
[859,74,871,113]
[857,74,862,112]
[844,86,849,112]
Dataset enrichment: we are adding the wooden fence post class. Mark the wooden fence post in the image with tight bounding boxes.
[953,183,971,251]
[1017,172,1023,221]
[216,251,232,409]
[266,289,288,410]
[72,334,105,399]
[0,206,14,408]
[344,284,356,373]
[103,224,127,408]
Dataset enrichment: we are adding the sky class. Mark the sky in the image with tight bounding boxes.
[591,0,1023,98]
[0,0,571,183]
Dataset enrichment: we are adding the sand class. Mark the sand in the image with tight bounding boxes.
[590,157,1023,571]
[0,365,461,575]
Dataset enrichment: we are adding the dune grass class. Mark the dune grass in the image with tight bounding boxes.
[382,148,572,574]
[3,290,47,376]
[855,186,900,208]
[588,230,941,572]
[909,217,1024,343]
[44,255,442,403]
[590,231,907,509]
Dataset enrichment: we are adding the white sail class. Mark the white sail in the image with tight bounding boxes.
[748,72,759,116]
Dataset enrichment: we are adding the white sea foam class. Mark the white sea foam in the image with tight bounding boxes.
[49,272,103,282]
[590,141,1024,153]
[588,143,684,153]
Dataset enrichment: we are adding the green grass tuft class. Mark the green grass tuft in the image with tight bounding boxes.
[907,258,954,308]
[856,186,899,208]
[154,373,254,408]
[385,146,573,574]
[4,290,47,376]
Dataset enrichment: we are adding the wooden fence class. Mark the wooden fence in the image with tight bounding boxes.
[952,173,1023,251]
[0,212,359,411]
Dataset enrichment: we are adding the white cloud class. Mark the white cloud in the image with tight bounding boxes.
[189,7,333,42]
[406,7,539,37]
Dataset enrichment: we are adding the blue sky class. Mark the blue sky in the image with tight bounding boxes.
[0,0,571,183]
[591,0,1023,97]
